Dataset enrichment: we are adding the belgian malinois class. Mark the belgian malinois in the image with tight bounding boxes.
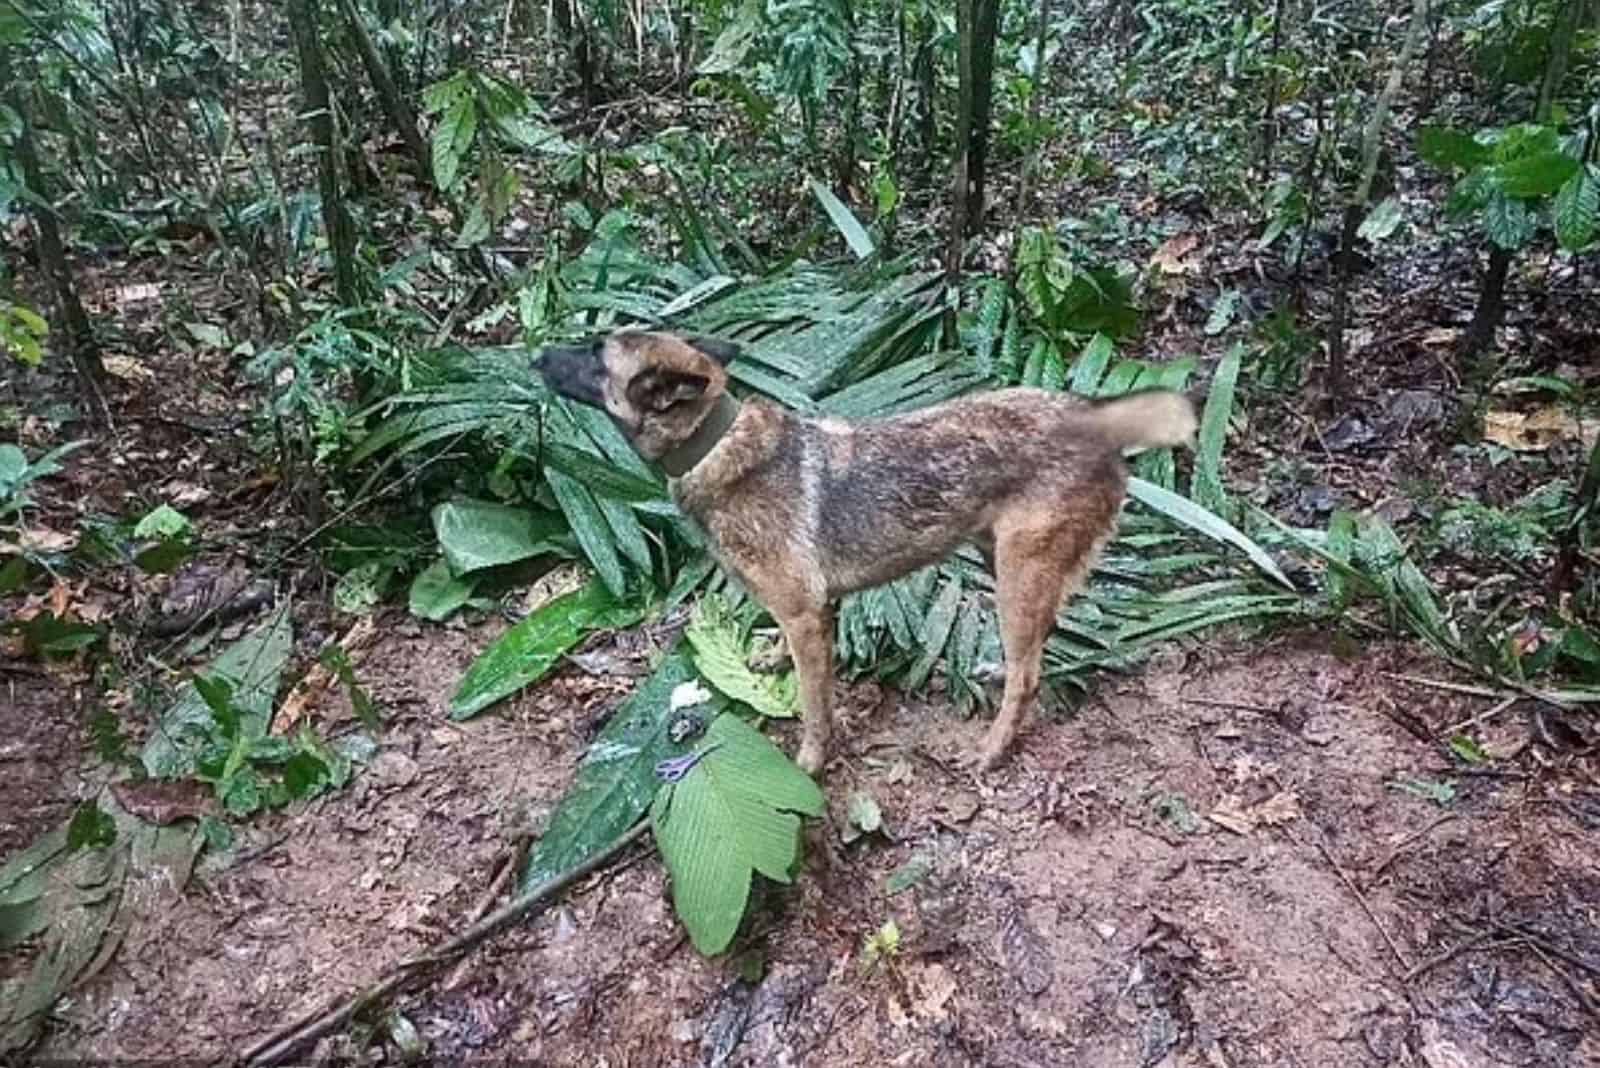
[537,330,1196,775]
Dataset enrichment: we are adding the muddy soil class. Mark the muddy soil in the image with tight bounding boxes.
[25,621,1600,1067]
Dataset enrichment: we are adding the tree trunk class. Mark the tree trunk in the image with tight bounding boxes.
[1326,0,1428,400]
[1007,0,1054,283]
[1461,245,1511,360]
[946,0,1000,284]
[336,0,430,183]
[11,89,104,408]
[288,0,360,306]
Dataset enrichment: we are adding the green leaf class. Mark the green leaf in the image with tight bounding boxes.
[1128,478,1292,589]
[1417,126,1490,170]
[904,575,963,690]
[1204,288,1240,336]
[65,802,115,851]
[1192,343,1240,515]
[651,713,824,955]
[1495,150,1580,199]
[432,95,478,192]
[809,178,875,260]
[1356,196,1405,242]
[449,578,647,720]
[142,604,293,778]
[1446,170,1496,221]
[545,468,627,597]
[1553,166,1599,251]
[1482,193,1536,250]
[523,646,720,888]
[1070,334,1115,395]
[883,853,932,895]
[409,558,476,621]
[431,499,566,575]
[842,790,883,843]
[540,444,666,503]
[685,595,798,718]
[133,504,192,540]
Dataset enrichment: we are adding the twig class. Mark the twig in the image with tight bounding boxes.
[1305,829,1412,974]
[242,820,651,1066]
[1370,814,1459,879]
[1441,695,1519,736]
[1505,928,1600,1018]
[1402,930,1506,981]
[1183,696,1282,716]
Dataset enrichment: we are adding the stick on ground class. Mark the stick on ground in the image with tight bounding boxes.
[242,819,652,1066]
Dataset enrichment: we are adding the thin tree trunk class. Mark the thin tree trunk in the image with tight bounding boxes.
[11,88,104,412]
[288,0,360,306]
[946,0,1000,281]
[1327,0,1428,400]
[836,0,860,197]
[1259,0,1288,178]
[1461,0,1578,363]
[1006,0,1053,283]
[336,0,430,182]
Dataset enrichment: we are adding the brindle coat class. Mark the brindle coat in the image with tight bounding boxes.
[537,330,1197,774]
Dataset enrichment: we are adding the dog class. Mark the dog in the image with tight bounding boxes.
[536,330,1196,775]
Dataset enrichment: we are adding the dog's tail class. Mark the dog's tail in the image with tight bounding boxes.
[1089,391,1198,452]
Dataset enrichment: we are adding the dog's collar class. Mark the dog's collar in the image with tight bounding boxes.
[659,392,741,478]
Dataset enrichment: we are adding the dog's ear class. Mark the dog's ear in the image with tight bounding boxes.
[687,335,740,366]
[627,367,711,413]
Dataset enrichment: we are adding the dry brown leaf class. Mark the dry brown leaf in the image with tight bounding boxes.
[1420,326,1459,347]
[49,578,73,618]
[1149,232,1201,275]
[113,283,161,306]
[19,526,80,554]
[102,354,155,382]
[163,481,212,506]
[1482,406,1600,452]
[1208,799,1255,836]
[272,616,379,733]
[908,961,957,1021]
[1251,790,1302,826]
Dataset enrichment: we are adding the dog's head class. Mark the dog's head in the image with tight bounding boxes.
[535,330,740,461]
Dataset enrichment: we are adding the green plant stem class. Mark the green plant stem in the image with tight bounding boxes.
[242,819,651,1066]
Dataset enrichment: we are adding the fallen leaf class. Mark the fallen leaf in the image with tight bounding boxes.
[1251,790,1301,826]
[1420,327,1459,347]
[908,961,957,1021]
[1208,799,1255,835]
[110,779,212,825]
[1150,232,1201,275]
[1482,406,1600,452]
[112,283,161,306]
[163,481,212,507]
[18,527,79,554]
[101,354,155,382]
[935,791,980,827]
[48,579,72,618]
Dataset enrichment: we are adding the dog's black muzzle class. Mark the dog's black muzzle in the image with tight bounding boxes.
[536,342,606,409]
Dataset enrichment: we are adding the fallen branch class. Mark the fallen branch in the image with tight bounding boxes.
[242,820,652,1066]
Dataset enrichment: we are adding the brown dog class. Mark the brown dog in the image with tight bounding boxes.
[537,330,1196,774]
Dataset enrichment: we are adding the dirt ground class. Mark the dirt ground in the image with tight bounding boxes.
[16,615,1598,1067]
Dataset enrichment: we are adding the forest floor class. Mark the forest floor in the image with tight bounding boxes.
[6,65,1600,1068]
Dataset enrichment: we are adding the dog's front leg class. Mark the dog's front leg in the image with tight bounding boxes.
[772,606,835,776]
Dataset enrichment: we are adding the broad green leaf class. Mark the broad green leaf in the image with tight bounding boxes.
[450,578,646,720]
[651,713,824,955]
[698,3,762,74]
[1445,170,1496,221]
[1192,343,1240,515]
[432,95,477,192]
[1417,126,1490,170]
[133,504,191,540]
[1482,193,1535,250]
[1554,166,1599,251]
[904,575,963,690]
[1356,197,1405,242]
[1127,478,1292,589]
[1495,150,1580,199]
[408,558,476,621]
[809,178,875,260]
[431,499,566,575]
[523,647,720,888]
[540,443,666,503]
[141,603,293,778]
[685,595,798,718]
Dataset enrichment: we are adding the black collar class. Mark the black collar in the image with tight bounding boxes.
[659,392,742,478]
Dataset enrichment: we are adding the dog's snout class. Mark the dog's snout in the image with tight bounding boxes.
[536,343,606,408]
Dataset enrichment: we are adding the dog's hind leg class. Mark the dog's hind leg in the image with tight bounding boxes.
[977,512,1109,770]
